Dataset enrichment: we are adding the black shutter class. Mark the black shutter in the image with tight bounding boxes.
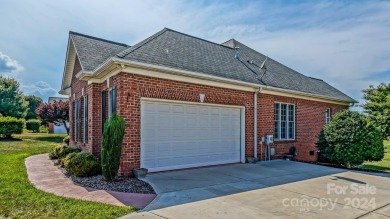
[77,99,82,142]
[75,100,78,142]
[112,86,117,113]
[84,95,88,143]
[72,102,75,141]
[102,91,106,134]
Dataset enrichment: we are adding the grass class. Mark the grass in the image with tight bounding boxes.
[362,140,390,173]
[0,133,134,219]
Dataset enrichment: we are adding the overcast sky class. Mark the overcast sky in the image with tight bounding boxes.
[0,0,389,106]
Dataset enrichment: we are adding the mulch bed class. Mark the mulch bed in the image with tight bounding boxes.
[54,160,155,194]
[68,174,155,194]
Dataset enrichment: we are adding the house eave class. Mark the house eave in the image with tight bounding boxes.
[76,57,354,105]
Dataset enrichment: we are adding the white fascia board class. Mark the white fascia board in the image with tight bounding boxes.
[81,57,353,105]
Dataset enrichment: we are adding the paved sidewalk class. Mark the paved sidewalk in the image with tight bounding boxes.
[25,154,156,208]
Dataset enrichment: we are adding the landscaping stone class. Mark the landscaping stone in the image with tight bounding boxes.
[69,174,154,194]
[25,153,156,209]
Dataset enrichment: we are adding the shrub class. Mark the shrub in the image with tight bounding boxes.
[39,126,48,133]
[63,136,70,145]
[25,119,41,133]
[49,145,81,160]
[0,116,24,138]
[101,113,125,180]
[63,152,101,177]
[317,110,384,168]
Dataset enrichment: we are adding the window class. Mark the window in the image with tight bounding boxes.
[84,95,88,143]
[108,86,117,117]
[325,108,331,124]
[72,102,75,141]
[274,103,295,140]
[75,99,82,142]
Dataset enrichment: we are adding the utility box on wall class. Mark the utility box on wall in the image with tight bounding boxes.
[266,135,274,144]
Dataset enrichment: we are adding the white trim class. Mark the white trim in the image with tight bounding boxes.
[140,97,245,109]
[261,89,351,105]
[274,102,296,141]
[73,57,354,104]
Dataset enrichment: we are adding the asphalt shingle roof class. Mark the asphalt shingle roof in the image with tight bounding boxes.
[69,28,356,102]
[70,31,129,71]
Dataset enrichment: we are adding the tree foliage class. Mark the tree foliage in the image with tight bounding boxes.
[317,110,384,168]
[35,100,69,134]
[0,77,28,118]
[101,113,125,180]
[24,95,43,120]
[362,83,390,140]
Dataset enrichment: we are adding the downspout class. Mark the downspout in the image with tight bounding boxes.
[254,92,257,159]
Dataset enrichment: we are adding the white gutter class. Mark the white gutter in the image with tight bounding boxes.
[79,57,355,104]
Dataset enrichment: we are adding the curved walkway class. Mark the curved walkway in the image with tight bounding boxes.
[25,154,156,209]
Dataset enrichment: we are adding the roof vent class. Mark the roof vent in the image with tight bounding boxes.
[234,47,240,60]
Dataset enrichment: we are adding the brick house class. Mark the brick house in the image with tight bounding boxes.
[59,28,356,175]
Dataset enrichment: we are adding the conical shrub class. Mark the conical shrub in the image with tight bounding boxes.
[101,113,125,180]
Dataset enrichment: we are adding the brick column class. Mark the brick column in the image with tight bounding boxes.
[87,83,103,156]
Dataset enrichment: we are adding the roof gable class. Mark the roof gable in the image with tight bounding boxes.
[60,28,356,103]
[70,31,129,71]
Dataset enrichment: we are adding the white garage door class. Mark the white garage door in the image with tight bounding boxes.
[141,99,242,172]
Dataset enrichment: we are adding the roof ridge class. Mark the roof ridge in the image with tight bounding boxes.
[117,28,169,58]
[308,76,323,81]
[117,28,235,58]
[69,31,128,47]
[234,40,314,80]
[164,28,234,49]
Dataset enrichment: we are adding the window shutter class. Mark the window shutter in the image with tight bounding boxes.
[102,91,106,134]
[112,86,117,113]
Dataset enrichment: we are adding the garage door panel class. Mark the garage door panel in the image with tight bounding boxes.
[141,100,242,172]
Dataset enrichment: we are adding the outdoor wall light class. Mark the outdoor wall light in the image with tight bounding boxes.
[199,93,205,103]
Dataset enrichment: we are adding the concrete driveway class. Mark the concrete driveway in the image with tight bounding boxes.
[122,160,390,219]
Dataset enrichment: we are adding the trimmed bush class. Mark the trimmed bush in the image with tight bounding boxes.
[101,113,125,180]
[0,117,24,138]
[317,110,384,168]
[63,136,70,145]
[63,152,101,177]
[49,145,81,160]
[25,119,41,133]
[39,126,48,133]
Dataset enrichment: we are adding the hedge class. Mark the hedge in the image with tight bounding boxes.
[63,152,101,177]
[0,117,24,138]
[49,145,81,160]
[26,119,41,133]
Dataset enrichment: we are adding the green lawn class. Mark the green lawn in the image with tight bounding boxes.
[362,140,390,173]
[0,133,134,219]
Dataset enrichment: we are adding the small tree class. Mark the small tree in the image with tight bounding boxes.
[0,77,28,118]
[101,113,125,180]
[35,100,69,134]
[362,83,390,140]
[317,110,384,168]
[24,95,43,120]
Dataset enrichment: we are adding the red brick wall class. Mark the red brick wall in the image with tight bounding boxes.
[257,93,348,161]
[69,56,89,150]
[68,63,349,175]
[114,72,254,175]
